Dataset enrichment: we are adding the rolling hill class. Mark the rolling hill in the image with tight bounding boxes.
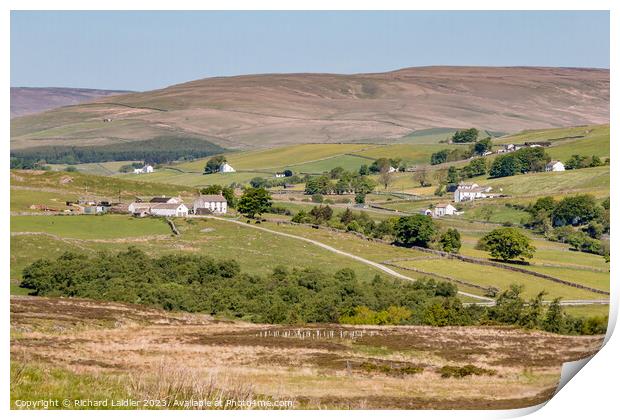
[10,87,132,118]
[11,66,609,154]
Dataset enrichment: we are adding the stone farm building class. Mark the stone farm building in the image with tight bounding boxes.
[193,195,228,215]
[454,182,492,203]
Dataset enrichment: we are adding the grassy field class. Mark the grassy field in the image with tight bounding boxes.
[11,170,193,198]
[10,296,604,410]
[11,215,172,240]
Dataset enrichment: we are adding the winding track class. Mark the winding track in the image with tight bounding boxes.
[203,215,610,307]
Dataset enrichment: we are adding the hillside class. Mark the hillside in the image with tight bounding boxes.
[10,87,131,118]
[11,66,609,153]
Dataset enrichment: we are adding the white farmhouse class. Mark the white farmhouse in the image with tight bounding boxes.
[150,203,189,217]
[545,161,565,172]
[388,166,398,173]
[133,165,154,174]
[433,203,457,217]
[193,195,228,215]
[454,182,492,203]
[219,162,236,173]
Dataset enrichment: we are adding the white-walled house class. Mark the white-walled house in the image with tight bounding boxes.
[219,162,236,173]
[150,203,189,217]
[454,182,492,203]
[545,161,565,172]
[193,195,228,215]
[133,165,154,174]
[434,203,457,217]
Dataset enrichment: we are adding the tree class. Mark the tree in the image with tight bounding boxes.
[355,192,366,204]
[551,194,601,227]
[461,157,487,178]
[204,155,227,173]
[452,128,479,143]
[358,164,370,175]
[369,158,392,173]
[447,166,459,184]
[489,154,521,178]
[283,169,293,177]
[431,149,450,165]
[310,205,333,223]
[414,168,430,187]
[477,227,536,262]
[542,298,566,334]
[237,187,272,218]
[439,229,461,253]
[473,137,493,155]
[378,168,393,190]
[394,215,437,248]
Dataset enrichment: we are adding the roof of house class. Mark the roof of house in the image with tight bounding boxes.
[151,203,187,210]
[149,196,175,203]
[195,194,227,203]
[435,203,454,209]
[548,160,561,165]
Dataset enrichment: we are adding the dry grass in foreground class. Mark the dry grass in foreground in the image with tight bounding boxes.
[10,296,604,409]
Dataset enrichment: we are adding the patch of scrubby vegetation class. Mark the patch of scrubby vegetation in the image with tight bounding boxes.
[438,364,497,378]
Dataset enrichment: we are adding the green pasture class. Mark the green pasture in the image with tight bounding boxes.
[10,215,171,240]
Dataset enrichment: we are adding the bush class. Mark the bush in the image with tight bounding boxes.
[439,365,496,378]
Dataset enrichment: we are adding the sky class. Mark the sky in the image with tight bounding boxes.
[10,11,610,91]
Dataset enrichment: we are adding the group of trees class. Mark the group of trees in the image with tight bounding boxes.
[565,154,606,170]
[10,136,225,167]
[525,194,609,258]
[489,147,550,178]
[20,248,605,334]
[430,137,493,166]
[393,214,462,253]
[292,206,396,240]
[304,170,377,198]
[451,128,479,143]
[250,174,303,189]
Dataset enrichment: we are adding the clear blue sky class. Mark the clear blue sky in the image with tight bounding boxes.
[11,11,609,91]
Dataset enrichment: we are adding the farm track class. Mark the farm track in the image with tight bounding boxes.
[203,216,609,307]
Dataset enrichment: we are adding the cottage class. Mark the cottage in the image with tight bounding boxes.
[275,172,286,178]
[219,162,236,173]
[433,203,457,217]
[150,203,189,217]
[454,182,492,203]
[133,165,154,174]
[420,209,433,217]
[149,196,181,204]
[388,166,398,173]
[545,161,565,172]
[83,205,107,215]
[193,195,227,214]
